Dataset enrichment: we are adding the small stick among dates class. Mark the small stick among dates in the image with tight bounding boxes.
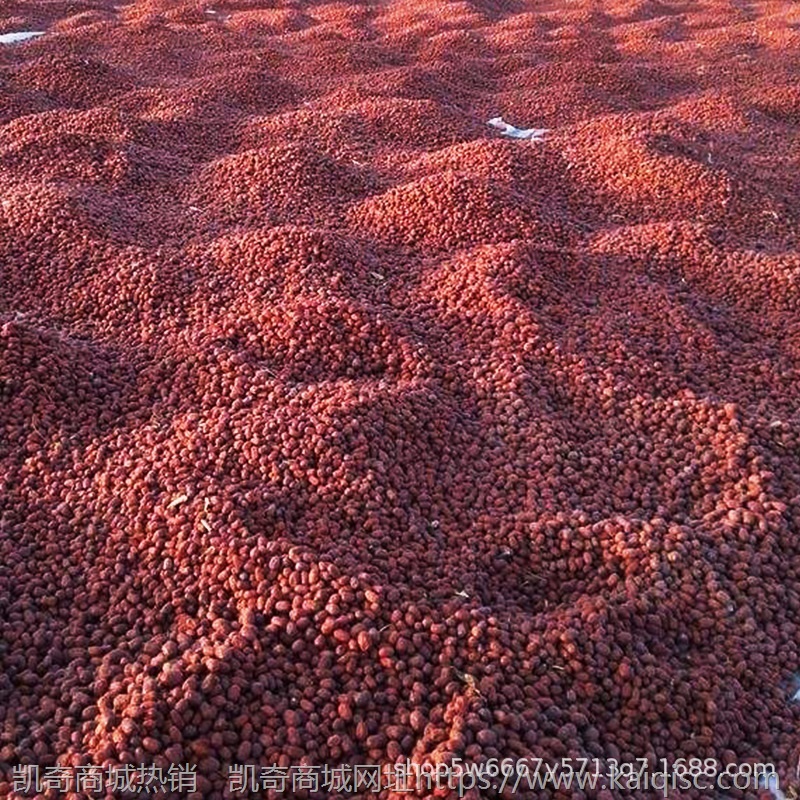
[1,0,799,798]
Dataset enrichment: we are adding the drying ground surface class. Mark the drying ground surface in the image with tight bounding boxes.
[1,0,800,797]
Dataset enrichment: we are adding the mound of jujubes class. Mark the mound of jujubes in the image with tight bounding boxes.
[1,0,799,798]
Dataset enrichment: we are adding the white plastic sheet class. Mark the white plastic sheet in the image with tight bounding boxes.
[488,116,548,141]
[0,31,45,44]
[760,773,785,800]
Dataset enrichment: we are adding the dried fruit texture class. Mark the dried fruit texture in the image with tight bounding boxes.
[1,0,800,797]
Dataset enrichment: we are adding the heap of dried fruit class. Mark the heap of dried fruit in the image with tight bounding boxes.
[1,0,800,797]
